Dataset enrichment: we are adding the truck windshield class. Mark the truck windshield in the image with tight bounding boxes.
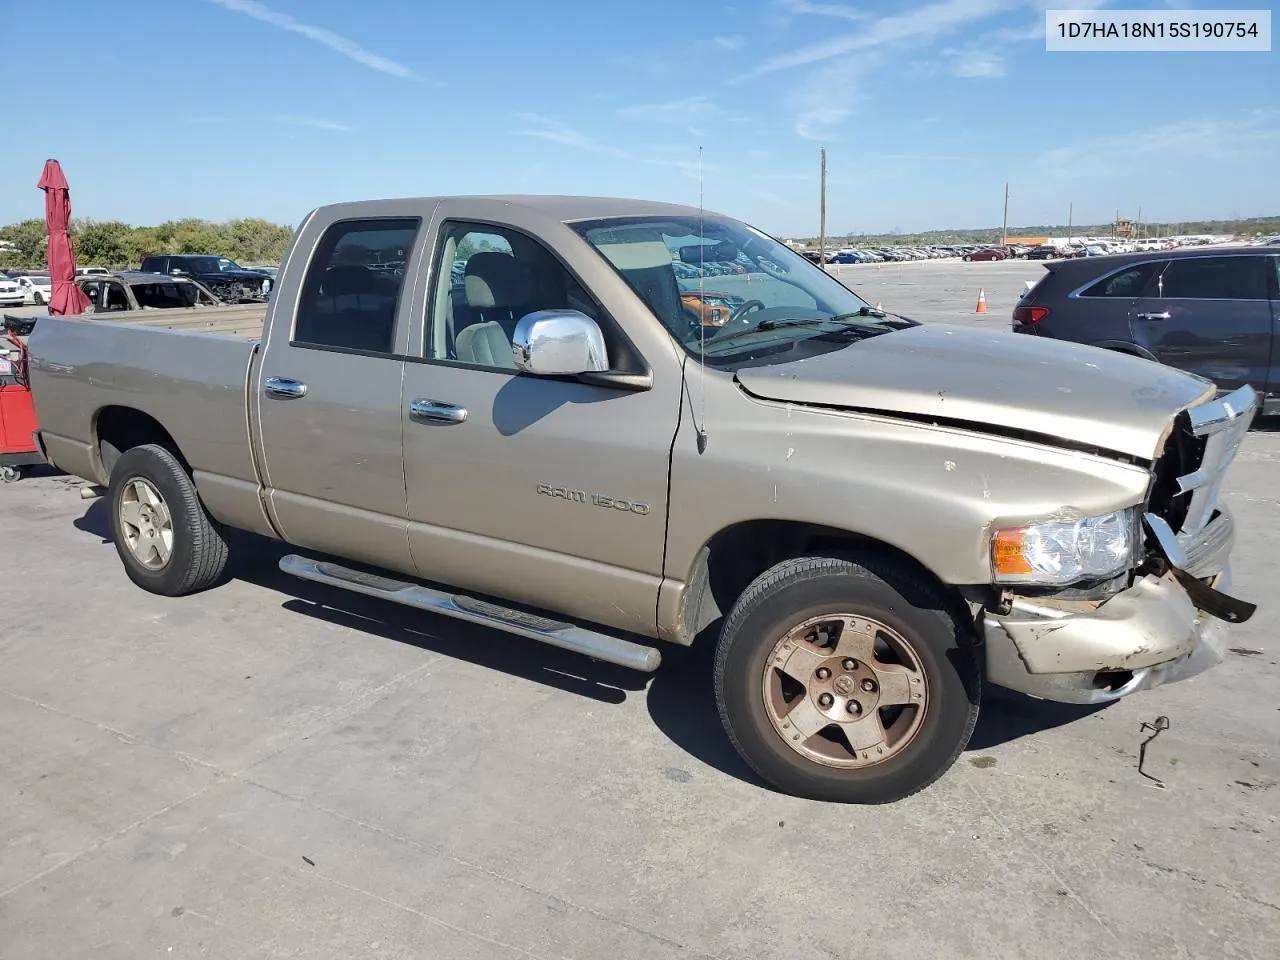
[572,215,906,364]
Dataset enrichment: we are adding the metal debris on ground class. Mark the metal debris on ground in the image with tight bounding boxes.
[1138,716,1171,788]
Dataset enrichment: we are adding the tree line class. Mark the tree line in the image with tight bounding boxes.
[0,217,294,270]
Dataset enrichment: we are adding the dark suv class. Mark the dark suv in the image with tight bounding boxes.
[138,254,271,302]
[1013,247,1280,411]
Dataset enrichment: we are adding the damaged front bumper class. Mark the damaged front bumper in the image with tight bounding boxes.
[985,384,1258,705]
[984,565,1234,704]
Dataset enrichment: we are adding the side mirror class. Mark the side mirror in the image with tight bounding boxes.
[511,310,608,376]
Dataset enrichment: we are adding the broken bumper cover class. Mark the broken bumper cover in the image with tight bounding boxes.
[983,566,1234,704]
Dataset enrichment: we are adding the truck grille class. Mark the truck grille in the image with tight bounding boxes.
[1148,385,1255,540]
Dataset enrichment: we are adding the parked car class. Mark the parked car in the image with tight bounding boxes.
[76,272,225,313]
[75,266,110,277]
[1012,246,1280,411]
[138,254,272,302]
[1025,245,1062,261]
[962,248,1007,262]
[28,194,1257,804]
[0,275,22,306]
[16,274,52,304]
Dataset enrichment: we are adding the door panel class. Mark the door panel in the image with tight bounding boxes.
[1128,255,1272,392]
[401,363,679,633]
[257,348,411,572]
[255,215,425,574]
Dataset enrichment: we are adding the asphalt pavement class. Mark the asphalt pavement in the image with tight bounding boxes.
[1,259,1277,960]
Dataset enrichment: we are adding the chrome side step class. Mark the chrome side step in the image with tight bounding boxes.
[278,554,662,673]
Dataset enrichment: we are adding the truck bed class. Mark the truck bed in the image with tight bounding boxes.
[77,303,268,340]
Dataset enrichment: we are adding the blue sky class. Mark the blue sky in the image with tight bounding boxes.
[0,0,1274,235]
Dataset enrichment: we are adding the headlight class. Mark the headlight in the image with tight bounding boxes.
[992,507,1139,585]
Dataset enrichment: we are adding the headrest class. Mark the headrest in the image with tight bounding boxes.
[321,264,377,298]
[464,252,531,309]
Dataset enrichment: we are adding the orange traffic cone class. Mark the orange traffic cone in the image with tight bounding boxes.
[975,288,987,315]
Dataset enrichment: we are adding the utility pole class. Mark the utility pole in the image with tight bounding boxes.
[819,148,827,269]
[1068,201,1073,240]
[1001,182,1009,246]
[1137,205,1143,239]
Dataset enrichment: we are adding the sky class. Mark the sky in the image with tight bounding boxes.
[0,0,1275,236]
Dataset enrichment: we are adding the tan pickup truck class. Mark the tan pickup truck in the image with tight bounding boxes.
[28,196,1257,803]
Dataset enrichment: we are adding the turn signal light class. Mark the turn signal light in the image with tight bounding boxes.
[1012,305,1050,325]
[992,529,1034,576]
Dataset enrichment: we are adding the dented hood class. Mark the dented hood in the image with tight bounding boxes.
[733,324,1215,460]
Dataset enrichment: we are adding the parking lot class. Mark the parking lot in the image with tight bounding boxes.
[2,257,1278,960]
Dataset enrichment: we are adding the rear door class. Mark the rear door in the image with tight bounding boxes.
[254,212,428,575]
[1129,254,1272,392]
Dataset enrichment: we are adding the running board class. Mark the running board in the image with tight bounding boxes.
[278,554,662,673]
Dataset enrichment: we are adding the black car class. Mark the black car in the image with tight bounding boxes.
[1012,246,1280,412]
[138,254,272,302]
[1024,245,1063,261]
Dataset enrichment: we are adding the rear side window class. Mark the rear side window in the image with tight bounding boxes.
[1157,256,1267,300]
[293,218,420,354]
[1081,261,1161,298]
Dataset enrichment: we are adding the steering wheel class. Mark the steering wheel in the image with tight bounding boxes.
[701,298,769,340]
[727,299,767,325]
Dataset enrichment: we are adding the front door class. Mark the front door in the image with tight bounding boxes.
[255,215,424,574]
[400,216,682,634]
[1129,254,1273,392]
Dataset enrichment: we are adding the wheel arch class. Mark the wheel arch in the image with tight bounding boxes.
[672,519,965,647]
[92,405,191,481]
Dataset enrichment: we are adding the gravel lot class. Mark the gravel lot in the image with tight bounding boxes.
[2,259,1278,960]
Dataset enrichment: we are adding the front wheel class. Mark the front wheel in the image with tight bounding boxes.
[714,554,980,803]
[33,292,45,305]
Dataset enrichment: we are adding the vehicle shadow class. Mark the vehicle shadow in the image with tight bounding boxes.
[72,497,1109,787]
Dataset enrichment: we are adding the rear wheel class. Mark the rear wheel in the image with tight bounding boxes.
[108,444,229,596]
[714,554,980,803]
[33,291,45,305]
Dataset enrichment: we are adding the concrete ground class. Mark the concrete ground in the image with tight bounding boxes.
[2,260,1278,960]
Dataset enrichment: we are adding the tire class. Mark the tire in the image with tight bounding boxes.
[714,553,980,804]
[34,292,45,305]
[962,255,971,262]
[107,443,229,596]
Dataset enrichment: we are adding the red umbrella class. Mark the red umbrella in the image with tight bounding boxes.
[37,159,91,316]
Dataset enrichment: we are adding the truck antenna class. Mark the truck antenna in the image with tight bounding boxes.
[696,145,708,455]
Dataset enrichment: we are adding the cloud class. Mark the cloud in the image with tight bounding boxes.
[866,153,976,161]
[280,116,355,132]
[753,0,1012,75]
[1036,111,1280,178]
[514,113,627,156]
[772,0,868,23]
[790,55,878,140]
[943,45,1006,77]
[713,35,747,49]
[206,0,419,80]
[513,114,717,180]
[617,96,750,126]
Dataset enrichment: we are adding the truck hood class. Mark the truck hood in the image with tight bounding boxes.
[733,324,1214,460]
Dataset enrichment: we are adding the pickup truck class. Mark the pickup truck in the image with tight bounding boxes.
[138,254,272,302]
[28,195,1257,804]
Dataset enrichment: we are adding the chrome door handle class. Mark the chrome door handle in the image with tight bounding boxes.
[264,376,308,399]
[410,398,468,424]
[1136,312,1171,321]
